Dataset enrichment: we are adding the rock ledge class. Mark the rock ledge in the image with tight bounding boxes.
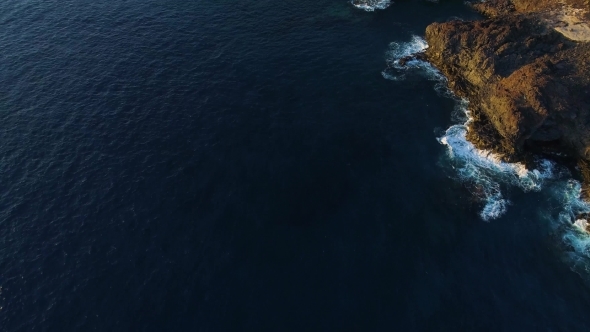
[423,0,590,190]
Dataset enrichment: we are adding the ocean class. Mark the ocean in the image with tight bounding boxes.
[2,0,590,330]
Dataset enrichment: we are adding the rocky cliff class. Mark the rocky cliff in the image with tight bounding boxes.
[422,0,590,172]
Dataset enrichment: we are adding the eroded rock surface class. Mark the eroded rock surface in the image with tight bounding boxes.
[423,0,590,165]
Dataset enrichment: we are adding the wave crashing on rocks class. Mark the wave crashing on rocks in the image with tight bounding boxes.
[439,101,556,221]
[382,33,590,275]
[382,36,443,84]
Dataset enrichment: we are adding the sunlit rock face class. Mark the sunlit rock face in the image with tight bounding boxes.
[423,0,590,164]
[350,0,392,11]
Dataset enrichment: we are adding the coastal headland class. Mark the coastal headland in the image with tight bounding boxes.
[416,0,590,195]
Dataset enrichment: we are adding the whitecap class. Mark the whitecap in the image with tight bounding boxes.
[382,33,590,277]
[382,36,557,220]
[382,35,445,83]
[351,0,392,11]
[438,101,556,220]
[385,35,429,64]
[416,41,590,273]
[540,179,590,275]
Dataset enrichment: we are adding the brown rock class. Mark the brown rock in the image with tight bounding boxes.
[472,0,515,17]
[424,0,590,163]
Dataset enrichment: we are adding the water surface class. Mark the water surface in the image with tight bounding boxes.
[2,0,590,330]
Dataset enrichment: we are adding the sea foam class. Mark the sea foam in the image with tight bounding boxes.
[548,180,590,269]
[383,35,556,221]
[429,59,590,275]
[351,0,392,11]
[438,102,556,221]
[384,34,590,275]
[382,36,447,90]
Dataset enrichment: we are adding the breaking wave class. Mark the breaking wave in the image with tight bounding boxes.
[382,35,558,221]
[382,34,590,280]
[384,35,428,64]
[428,58,590,276]
[547,180,590,276]
[382,34,590,276]
[438,101,556,221]
[382,36,446,89]
[351,0,392,12]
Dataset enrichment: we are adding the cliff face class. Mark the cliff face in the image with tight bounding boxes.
[423,0,590,162]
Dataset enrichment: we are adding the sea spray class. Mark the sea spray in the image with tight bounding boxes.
[382,36,452,98]
[550,180,590,267]
[382,34,590,274]
[351,0,392,11]
[438,101,556,220]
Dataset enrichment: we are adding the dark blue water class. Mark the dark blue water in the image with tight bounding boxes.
[3,0,590,330]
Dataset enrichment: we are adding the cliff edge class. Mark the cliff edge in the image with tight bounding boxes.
[423,0,590,182]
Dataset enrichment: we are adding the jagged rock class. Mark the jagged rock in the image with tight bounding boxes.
[398,52,426,67]
[424,0,590,162]
[471,0,515,17]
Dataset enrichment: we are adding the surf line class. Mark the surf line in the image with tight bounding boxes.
[382,35,563,221]
[350,0,392,12]
[382,35,590,273]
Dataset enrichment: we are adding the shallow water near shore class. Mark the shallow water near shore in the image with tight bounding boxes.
[2,0,590,330]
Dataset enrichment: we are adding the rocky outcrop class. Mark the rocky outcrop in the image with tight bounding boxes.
[422,0,590,164]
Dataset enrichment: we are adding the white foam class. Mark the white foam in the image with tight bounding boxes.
[544,180,590,268]
[382,33,590,274]
[382,37,557,220]
[416,46,590,274]
[438,101,556,220]
[575,219,589,230]
[429,58,590,269]
[351,0,392,11]
[480,194,509,221]
[380,36,556,220]
[385,35,429,63]
[381,71,406,81]
[382,36,446,83]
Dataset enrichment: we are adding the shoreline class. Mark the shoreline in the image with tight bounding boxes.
[419,0,590,218]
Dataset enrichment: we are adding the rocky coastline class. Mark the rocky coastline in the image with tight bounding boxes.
[410,0,590,197]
